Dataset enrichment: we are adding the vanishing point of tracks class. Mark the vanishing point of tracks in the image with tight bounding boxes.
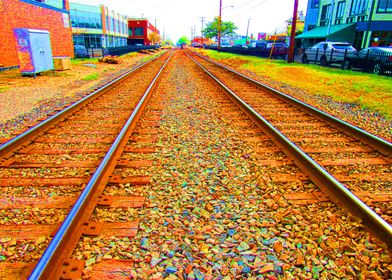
[0,49,391,279]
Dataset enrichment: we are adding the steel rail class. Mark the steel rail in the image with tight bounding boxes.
[187,52,392,250]
[29,50,175,279]
[190,51,392,156]
[0,51,168,159]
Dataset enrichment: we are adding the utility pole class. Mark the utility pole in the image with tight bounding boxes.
[200,16,206,43]
[218,0,222,51]
[245,18,251,45]
[287,0,298,63]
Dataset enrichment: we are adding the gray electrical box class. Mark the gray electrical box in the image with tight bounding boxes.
[14,28,54,76]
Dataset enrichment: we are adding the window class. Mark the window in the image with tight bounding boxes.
[134,28,144,36]
[110,17,115,32]
[350,0,368,15]
[377,0,392,12]
[70,9,102,29]
[311,0,320,8]
[72,34,103,48]
[129,28,133,36]
[336,1,346,18]
[320,4,331,26]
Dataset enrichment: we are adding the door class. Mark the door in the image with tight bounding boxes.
[30,32,53,73]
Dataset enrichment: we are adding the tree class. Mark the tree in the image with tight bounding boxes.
[177,36,190,46]
[286,11,304,36]
[148,32,161,45]
[203,17,238,39]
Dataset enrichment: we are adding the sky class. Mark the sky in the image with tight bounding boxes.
[71,0,308,43]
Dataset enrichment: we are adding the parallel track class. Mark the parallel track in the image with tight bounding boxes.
[0,49,390,279]
[187,50,392,249]
[0,50,173,278]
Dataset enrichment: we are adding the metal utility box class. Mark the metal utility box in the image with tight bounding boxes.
[13,28,54,76]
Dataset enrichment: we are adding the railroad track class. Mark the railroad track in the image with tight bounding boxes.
[0,50,173,278]
[187,50,392,247]
[0,49,390,279]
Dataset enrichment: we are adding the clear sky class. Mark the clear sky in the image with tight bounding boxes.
[71,0,308,43]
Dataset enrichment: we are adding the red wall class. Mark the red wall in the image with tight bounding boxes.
[128,19,159,46]
[0,0,74,68]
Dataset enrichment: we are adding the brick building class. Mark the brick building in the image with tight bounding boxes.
[0,0,73,69]
[128,19,159,46]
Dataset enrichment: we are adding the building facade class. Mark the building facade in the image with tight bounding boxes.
[69,2,128,48]
[298,0,392,49]
[0,0,73,68]
[304,0,321,32]
[128,19,159,46]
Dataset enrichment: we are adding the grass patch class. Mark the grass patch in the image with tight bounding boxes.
[71,58,99,66]
[140,51,165,63]
[82,73,99,81]
[121,52,138,59]
[201,50,392,119]
[0,86,10,93]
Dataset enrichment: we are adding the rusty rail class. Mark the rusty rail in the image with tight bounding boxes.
[187,51,392,250]
[0,51,167,159]
[28,50,175,279]
[190,51,392,156]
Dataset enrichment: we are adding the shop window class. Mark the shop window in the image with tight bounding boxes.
[377,0,392,12]
[373,31,392,46]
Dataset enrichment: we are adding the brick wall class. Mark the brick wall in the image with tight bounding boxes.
[0,0,74,68]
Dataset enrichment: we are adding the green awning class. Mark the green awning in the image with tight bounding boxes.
[296,23,355,39]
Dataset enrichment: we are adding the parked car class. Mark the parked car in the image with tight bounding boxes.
[74,45,89,58]
[250,42,267,49]
[266,43,288,57]
[301,41,356,65]
[341,47,392,75]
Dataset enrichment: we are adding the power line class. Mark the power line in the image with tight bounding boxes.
[226,0,270,17]
[224,0,259,13]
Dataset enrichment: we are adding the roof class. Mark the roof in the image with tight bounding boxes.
[296,23,355,39]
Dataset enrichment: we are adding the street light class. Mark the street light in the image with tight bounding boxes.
[218,3,234,51]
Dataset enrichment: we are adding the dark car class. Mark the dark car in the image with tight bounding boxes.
[74,45,90,58]
[266,43,288,57]
[342,47,392,75]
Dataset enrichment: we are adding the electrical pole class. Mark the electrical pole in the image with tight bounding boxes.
[287,0,298,63]
[218,0,222,51]
[245,18,250,45]
[200,16,206,43]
